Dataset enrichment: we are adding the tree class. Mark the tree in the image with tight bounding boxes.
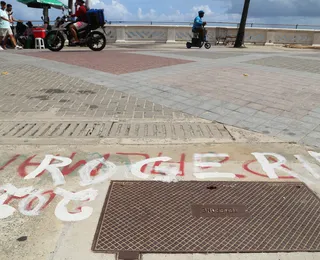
[234,0,251,48]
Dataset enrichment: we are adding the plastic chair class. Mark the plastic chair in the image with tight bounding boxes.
[35,38,45,49]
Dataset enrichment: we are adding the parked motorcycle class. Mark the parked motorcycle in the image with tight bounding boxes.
[46,15,106,52]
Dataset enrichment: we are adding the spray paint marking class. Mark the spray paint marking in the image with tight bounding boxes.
[243,157,295,179]
[1,151,320,221]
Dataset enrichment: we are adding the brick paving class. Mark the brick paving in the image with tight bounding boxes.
[1,46,320,147]
[0,63,193,120]
[22,50,193,75]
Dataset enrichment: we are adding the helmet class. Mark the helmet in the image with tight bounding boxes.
[198,10,205,15]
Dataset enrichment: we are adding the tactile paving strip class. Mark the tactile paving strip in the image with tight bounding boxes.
[92,181,320,254]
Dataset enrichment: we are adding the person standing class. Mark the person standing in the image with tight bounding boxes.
[0,1,21,50]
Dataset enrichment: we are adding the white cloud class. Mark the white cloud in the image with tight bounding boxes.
[92,0,132,20]
[191,5,213,16]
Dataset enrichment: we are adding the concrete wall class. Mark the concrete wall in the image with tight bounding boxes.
[102,24,320,46]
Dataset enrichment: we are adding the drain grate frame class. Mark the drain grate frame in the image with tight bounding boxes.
[92,181,320,254]
[0,121,230,139]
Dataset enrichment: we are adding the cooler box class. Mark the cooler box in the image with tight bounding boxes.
[86,9,105,29]
[33,28,46,38]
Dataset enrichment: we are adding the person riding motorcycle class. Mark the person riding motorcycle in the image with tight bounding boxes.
[69,0,88,44]
[192,10,207,42]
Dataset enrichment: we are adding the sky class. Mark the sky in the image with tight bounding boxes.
[8,0,320,26]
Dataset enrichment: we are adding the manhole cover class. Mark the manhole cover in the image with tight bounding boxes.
[92,181,320,254]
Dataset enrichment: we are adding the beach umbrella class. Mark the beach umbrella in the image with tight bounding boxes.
[17,0,67,9]
[17,0,68,24]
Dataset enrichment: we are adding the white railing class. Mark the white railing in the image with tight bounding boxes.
[21,19,320,30]
[102,24,320,46]
[106,21,320,30]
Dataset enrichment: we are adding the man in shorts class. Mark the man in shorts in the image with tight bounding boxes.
[70,0,88,44]
[4,4,22,48]
[0,1,21,50]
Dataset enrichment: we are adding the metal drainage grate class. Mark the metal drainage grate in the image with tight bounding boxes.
[0,122,113,138]
[0,122,230,139]
[92,181,320,254]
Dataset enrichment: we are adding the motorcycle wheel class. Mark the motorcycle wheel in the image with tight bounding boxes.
[87,31,106,51]
[186,42,192,49]
[46,31,65,52]
[205,42,211,49]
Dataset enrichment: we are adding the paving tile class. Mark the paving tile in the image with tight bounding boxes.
[252,125,283,136]
[196,95,213,101]
[301,136,320,148]
[220,102,241,111]
[234,120,261,130]
[311,107,320,114]
[145,88,164,95]
[157,92,176,99]
[309,111,320,119]
[262,107,284,115]
[264,121,290,131]
[198,102,219,111]
[272,116,294,124]
[252,111,276,120]
[181,98,203,107]
[208,106,233,116]
[301,115,320,124]
[246,102,266,110]
[290,107,310,116]
[236,106,258,116]
[307,131,320,139]
[133,92,152,98]
[199,111,221,121]
[169,95,190,103]
[279,111,305,120]
[229,99,249,106]
[244,117,269,126]
[278,129,308,142]
[170,102,190,111]
[289,121,318,130]
[215,116,241,125]
[182,107,207,116]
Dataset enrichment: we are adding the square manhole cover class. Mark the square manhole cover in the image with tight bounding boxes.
[92,181,320,254]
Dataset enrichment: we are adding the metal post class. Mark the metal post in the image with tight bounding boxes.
[68,0,73,14]
[43,6,49,23]
[234,0,251,48]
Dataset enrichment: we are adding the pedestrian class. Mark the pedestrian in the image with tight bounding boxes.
[0,1,21,50]
[4,4,22,48]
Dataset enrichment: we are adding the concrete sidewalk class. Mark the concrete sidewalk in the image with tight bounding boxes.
[0,45,319,260]
[0,143,320,260]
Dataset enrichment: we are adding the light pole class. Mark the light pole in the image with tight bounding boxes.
[234,0,251,48]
